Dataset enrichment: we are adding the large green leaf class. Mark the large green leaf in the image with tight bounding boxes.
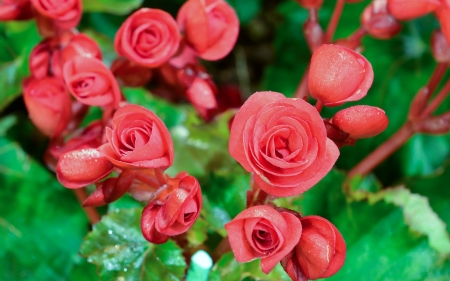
[82,0,144,15]
[80,208,187,281]
[0,126,89,280]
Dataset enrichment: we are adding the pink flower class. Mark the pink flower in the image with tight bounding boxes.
[229,91,339,197]
[63,56,122,107]
[177,0,239,60]
[282,216,346,280]
[99,104,174,170]
[22,77,71,137]
[30,0,82,29]
[224,205,302,274]
[115,8,181,68]
[309,44,374,106]
[141,173,202,244]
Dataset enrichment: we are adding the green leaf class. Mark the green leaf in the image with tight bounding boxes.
[0,136,89,281]
[209,252,290,281]
[82,0,144,15]
[227,0,261,25]
[81,208,187,281]
[122,87,187,129]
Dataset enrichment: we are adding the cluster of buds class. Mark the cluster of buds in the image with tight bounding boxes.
[0,0,247,244]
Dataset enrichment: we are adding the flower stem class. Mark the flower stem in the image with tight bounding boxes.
[212,237,231,262]
[73,188,101,224]
[347,123,414,178]
[325,0,345,43]
[421,78,450,117]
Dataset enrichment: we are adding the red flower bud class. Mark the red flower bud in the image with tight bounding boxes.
[30,0,82,30]
[309,44,374,106]
[22,77,71,137]
[0,0,33,21]
[60,34,102,66]
[225,205,302,274]
[282,216,346,280]
[387,0,441,20]
[111,58,153,87]
[296,0,324,9]
[436,7,450,45]
[56,148,114,189]
[186,77,219,121]
[115,8,181,68]
[332,105,389,139]
[141,174,202,244]
[83,170,135,207]
[177,0,239,61]
[99,104,174,170]
[361,0,402,39]
[63,56,122,107]
[431,29,450,63]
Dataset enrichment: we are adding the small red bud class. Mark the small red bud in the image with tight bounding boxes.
[431,29,450,63]
[309,44,374,106]
[56,148,113,189]
[186,77,218,121]
[332,105,389,139]
[361,0,402,40]
[111,58,153,87]
[387,0,441,21]
[435,8,450,45]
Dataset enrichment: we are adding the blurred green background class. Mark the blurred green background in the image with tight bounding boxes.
[1,0,450,280]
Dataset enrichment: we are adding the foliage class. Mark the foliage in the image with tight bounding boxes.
[1,0,450,280]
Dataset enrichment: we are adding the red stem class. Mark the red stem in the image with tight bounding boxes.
[325,0,345,43]
[212,237,231,262]
[347,123,414,178]
[73,189,101,224]
[421,78,450,117]
[315,100,323,112]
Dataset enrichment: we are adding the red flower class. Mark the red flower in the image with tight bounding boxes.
[309,44,374,106]
[115,8,181,68]
[0,0,32,21]
[63,56,122,107]
[99,104,174,170]
[224,205,302,274]
[177,0,239,61]
[387,0,441,21]
[361,0,402,40]
[30,0,82,30]
[229,91,339,197]
[141,173,202,244]
[282,216,346,280]
[332,105,389,139]
[22,77,71,137]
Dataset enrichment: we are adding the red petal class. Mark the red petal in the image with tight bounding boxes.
[56,148,113,188]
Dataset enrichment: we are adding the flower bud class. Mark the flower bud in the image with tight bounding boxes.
[22,77,71,137]
[60,34,102,66]
[83,171,135,207]
[387,0,441,20]
[186,77,218,121]
[56,148,113,189]
[431,29,450,63]
[436,7,450,45]
[361,0,402,39]
[296,0,323,9]
[309,44,374,106]
[284,216,346,280]
[332,105,389,139]
[141,174,202,244]
[0,0,33,21]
